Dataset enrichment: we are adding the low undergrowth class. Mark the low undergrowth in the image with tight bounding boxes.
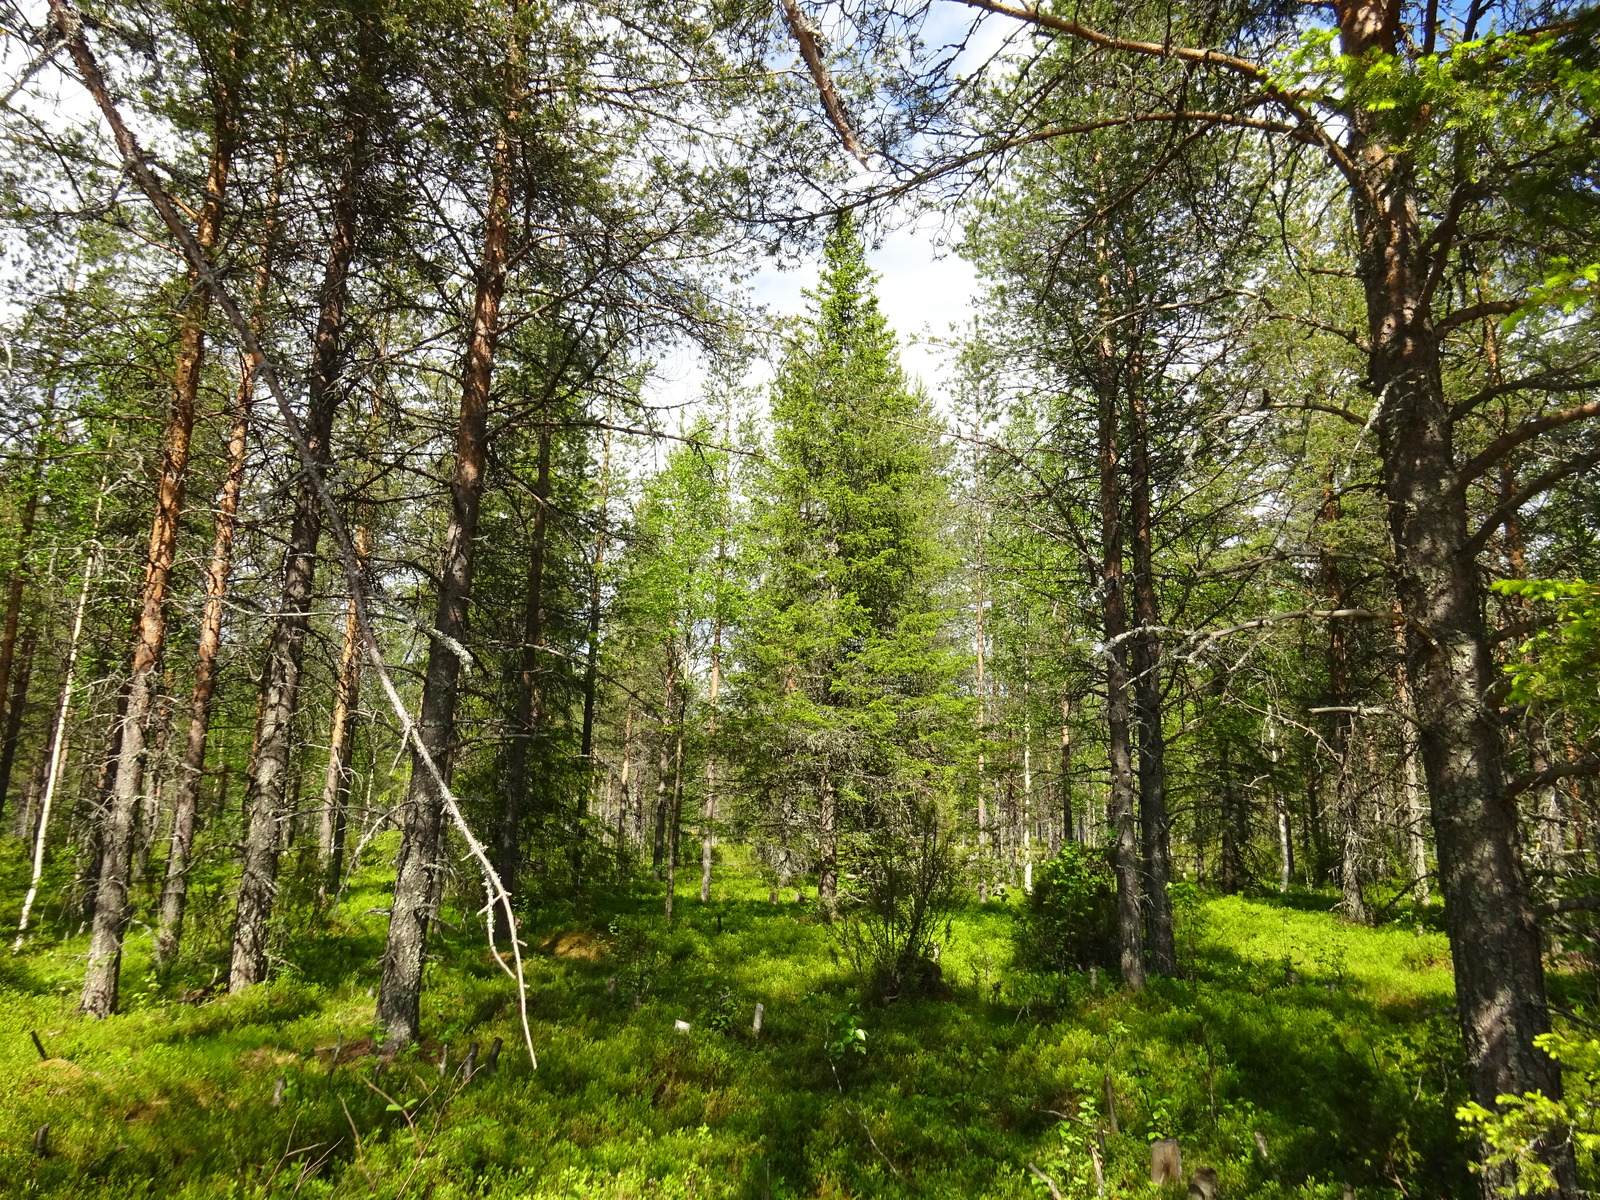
[0,841,1490,1198]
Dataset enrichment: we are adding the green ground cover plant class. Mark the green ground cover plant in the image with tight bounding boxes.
[0,840,1476,1199]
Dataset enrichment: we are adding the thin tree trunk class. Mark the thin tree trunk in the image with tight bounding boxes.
[1267,706,1292,892]
[1319,478,1367,924]
[664,684,686,919]
[1129,381,1174,974]
[1059,692,1074,845]
[1022,722,1033,891]
[501,424,551,893]
[154,353,251,970]
[702,610,722,904]
[579,426,612,805]
[818,769,838,910]
[232,121,365,991]
[1390,606,1429,905]
[617,704,634,870]
[1095,277,1143,989]
[0,483,40,822]
[376,112,512,1045]
[973,498,988,902]
[317,575,362,904]
[83,123,234,1017]
[16,502,104,949]
[0,627,37,814]
[653,657,675,874]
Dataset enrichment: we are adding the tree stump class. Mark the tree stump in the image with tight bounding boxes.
[1150,1138,1182,1184]
[1188,1166,1219,1199]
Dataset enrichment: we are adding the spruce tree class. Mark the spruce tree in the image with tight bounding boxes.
[735,216,963,920]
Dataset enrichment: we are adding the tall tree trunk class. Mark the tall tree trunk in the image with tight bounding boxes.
[155,356,252,968]
[1390,607,1430,905]
[973,500,988,902]
[1319,478,1367,924]
[818,769,838,909]
[317,574,363,904]
[83,124,233,1017]
[231,124,365,991]
[501,424,551,893]
[16,489,105,949]
[0,627,37,814]
[652,656,675,874]
[1336,0,1571,1185]
[1129,382,1174,974]
[376,117,512,1045]
[1095,289,1143,989]
[1059,692,1074,845]
[1267,707,1293,892]
[702,611,721,904]
[579,426,612,802]
[617,705,634,870]
[0,482,40,821]
[664,683,686,918]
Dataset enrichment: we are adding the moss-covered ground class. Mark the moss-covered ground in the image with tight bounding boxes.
[0,842,1479,1198]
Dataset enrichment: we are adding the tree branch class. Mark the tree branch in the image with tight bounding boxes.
[1460,397,1600,481]
[779,0,871,169]
[1467,447,1600,555]
[1435,299,1520,335]
[1505,755,1600,804]
[1450,365,1600,422]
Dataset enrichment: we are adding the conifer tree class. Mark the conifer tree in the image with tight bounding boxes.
[735,216,962,915]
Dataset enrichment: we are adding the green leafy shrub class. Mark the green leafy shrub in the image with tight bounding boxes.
[1458,1031,1600,1195]
[1016,843,1117,973]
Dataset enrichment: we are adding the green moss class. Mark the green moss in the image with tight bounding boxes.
[0,846,1476,1198]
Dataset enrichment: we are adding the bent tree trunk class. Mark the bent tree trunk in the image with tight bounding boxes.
[83,126,233,1018]
[376,118,511,1045]
[231,130,364,991]
[1338,0,1569,1187]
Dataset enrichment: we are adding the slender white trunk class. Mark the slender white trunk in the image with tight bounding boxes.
[15,530,102,950]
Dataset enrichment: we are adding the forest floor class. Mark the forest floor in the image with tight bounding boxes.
[0,843,1502,1199]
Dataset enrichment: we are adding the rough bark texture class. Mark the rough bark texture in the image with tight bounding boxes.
[376,122,510,1045]
[1097,360,1143,989]
[155,351,252,967]
[83,126,232,1017]
[231,132,362,991]
[1129,384,1175,975]
[1335,0,1570,1188]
